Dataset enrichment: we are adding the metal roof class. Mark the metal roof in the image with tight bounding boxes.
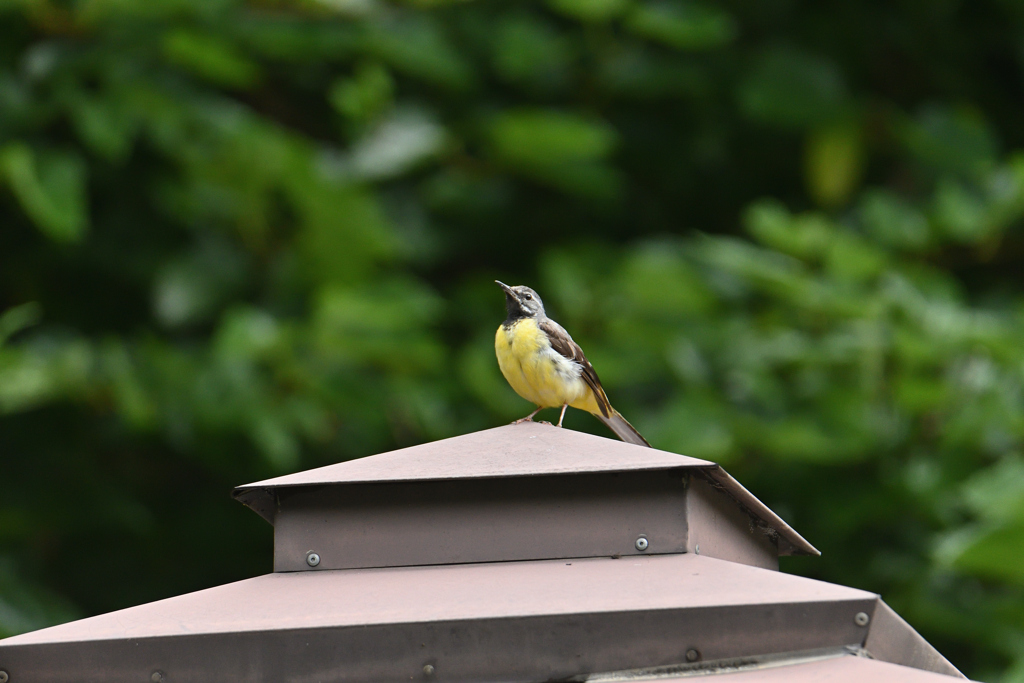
[588,652,966,682]
[0,554,965,681]
[233,423,820,557]
[238,423,715,488]
[0,554,867,644]
[0,423,966,681]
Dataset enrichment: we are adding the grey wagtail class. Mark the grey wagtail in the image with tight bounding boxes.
[494,281,651,447]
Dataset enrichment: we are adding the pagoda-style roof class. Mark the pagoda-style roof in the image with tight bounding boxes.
[239,423,715,486]
[234,423,819,558]
[0,423,966,682]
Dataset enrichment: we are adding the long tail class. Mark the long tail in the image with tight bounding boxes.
[596,409,651,447]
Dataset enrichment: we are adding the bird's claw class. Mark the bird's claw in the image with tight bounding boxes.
[511,417,534,425]
[538,420,553,426]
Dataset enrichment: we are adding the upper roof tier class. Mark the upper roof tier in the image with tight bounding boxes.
[234,423,819,559]
[238,423,715,488]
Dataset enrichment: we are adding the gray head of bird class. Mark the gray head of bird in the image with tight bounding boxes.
[496,281,546,319]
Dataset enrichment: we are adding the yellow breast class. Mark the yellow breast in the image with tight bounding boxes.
[495,318,595,411]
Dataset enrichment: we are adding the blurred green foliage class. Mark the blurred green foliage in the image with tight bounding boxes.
[2,0,1024,679]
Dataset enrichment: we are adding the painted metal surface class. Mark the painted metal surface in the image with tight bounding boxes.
[0,555,876,682]
[605,654,973,681]
[238,422,714,489]
[699,467,819,556]
[234,423,819,557]
[865,601,966,678]
[686,476,778,570]
[0,420,965,682]
[274,471,689,571]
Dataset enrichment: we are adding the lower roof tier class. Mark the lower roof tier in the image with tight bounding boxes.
[0,554,960,682]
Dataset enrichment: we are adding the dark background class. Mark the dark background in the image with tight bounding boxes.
[3,0,1024,679]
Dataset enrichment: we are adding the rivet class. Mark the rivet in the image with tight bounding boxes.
[0,670,9,683]
[306,552,321,567]
[150,672,163,683]
[686,649,700,662]
[854,612,870,627]
[635,537,649,551]
[423,664,435,676]
[695,544,700,555]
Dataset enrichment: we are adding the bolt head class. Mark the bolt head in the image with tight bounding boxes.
[150,672,163,683]
[0,670,9,683]
[635,537,649,551]
[306,552,321,567]
[854,611,870,627]
[686,649,700,662]
[423,664,436,676]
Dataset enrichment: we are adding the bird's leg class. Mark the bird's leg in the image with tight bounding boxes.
[512,406,544,425]
[556,404,568,427]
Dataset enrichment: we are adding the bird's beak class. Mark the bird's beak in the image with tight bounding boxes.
[495,280,519,301]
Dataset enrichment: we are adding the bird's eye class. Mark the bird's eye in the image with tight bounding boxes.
[524,293,532,300]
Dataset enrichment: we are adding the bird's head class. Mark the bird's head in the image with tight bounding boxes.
[496,281,546,319]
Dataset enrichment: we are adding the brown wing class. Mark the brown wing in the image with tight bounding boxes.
[538,318,612,417]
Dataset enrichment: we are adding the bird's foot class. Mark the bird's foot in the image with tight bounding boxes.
[512,407,544,424]
[538,421,553,426]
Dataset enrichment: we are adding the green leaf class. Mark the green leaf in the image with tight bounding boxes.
[804,122,864,208]
[936,522,1024,586]
[345,108,446,180]
[738,47,848,128]
[152,242,248,328]
[626,1,736,51]
[0,560,80,638]
[313,279,443,372]
[489,109,621,200]
[293,183,395,284]
[744,200,832,260]
[329,62,394,126]
[0,303,42,346]
[492,13,574,90]
[0,341,93,414]
[617,243,715,317]
[824,230,887,283]
[69,94,139,163]
[900,105,997,177]
[214,307,282,361]
[859,190,931,250]
[162,30,261,89]
[249,417,300,471]
[933,180,991,243]
[648,397,734,462]
[490,109,617,164]
[547,0,631,22]
[363,16,474,90]
[961,454,1024,523]
[0,143,88,243]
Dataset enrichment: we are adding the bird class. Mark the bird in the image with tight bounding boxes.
[494,281,651,447]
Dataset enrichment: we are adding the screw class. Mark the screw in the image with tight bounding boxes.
[423,664,435,676]
[306,552,321,567]
[854,612,870,627]
[635,537,649,551]
[0,670,9,683]
[686,649,700,662]
[150,673,163,683]
[695,544,700,555]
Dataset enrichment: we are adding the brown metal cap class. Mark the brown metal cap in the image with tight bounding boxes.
[233,423,819,557]
[238,423,714,488]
